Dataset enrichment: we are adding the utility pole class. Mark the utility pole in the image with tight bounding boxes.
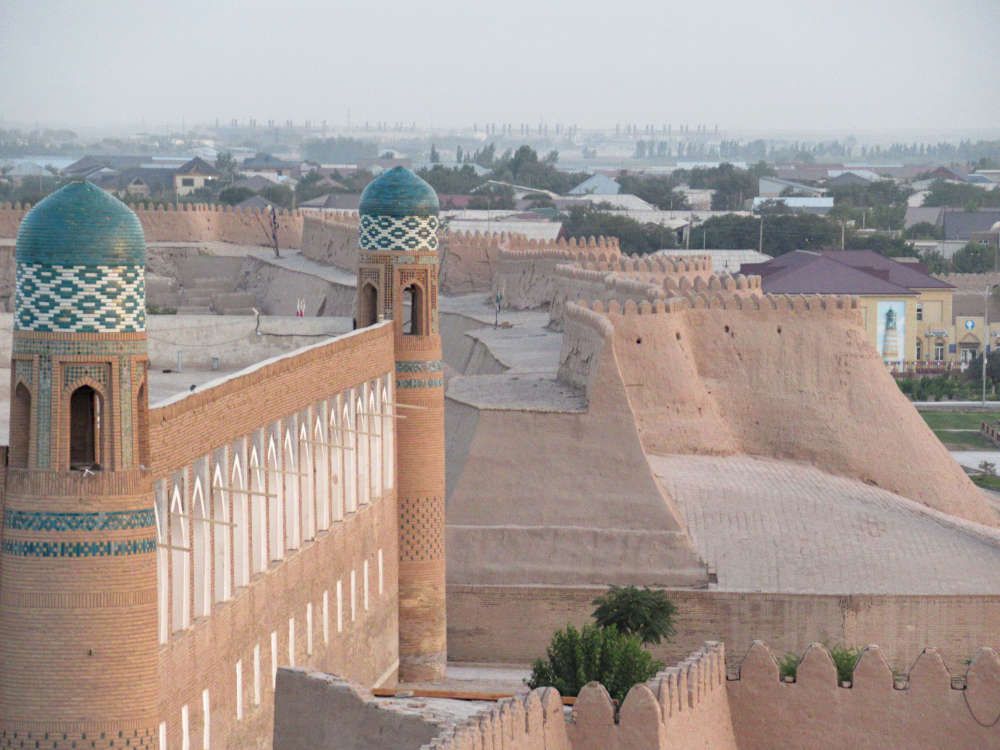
[841,220,846,250]
[758,214,764,253]
[985,285,995,405]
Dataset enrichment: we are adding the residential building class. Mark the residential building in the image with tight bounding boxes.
[751,196,834,214]
[172,156,220,196]
[568,173,621,195]
[743,250,957,367]
[758,176,825,198]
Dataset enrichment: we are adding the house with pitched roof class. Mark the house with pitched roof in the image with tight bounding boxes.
[743,250,960,367]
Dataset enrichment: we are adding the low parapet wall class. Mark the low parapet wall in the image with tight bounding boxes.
[274,639,998,749]
[547,258,761,330]
[728,641,1000,749]
[0,201,304,247]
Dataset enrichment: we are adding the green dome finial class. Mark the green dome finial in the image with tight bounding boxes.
[358,167,441,253]
[16,181,146,267]
[359,167,439,218]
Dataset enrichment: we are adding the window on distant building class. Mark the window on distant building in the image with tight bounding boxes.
[182,177,194,187]
[916,303,923,321]
[915,339,922,360]
[935,341,945,361]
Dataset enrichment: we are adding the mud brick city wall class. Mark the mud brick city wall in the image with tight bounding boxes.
[0,202,303,249]
[151,323,399,749]
[446,585,1000,677]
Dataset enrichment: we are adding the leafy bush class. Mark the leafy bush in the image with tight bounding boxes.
[829,644,861,683]
[779,644,860,683]
[527,623,663,702]
[779,652,800,680]
[591,586,676,645]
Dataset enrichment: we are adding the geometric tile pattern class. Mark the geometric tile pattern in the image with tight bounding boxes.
[15,262,146,333]
[13,359,33,385]
[396,378,444,389]
[360,214,439,252]
[3,508,156,531]
[63,363,109,388]
[395,359,443,373]
[1,537,157,557]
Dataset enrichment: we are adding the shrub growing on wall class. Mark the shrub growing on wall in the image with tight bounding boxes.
[527,623,663,702]
[591,585,677,645]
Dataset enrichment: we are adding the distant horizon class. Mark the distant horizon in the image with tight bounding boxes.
[2,0,998,136]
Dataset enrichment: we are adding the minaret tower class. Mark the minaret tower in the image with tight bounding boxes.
[356,167,446,681]
[0,182,158,745]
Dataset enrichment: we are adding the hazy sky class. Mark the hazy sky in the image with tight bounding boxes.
[2,0,998,133]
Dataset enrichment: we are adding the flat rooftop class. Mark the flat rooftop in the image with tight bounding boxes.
[650,453,1000,595]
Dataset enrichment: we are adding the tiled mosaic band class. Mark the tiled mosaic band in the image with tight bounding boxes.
[4,509,156,532]
[360,214,440,252]
[15,262,146,333]
[2,537,157,558]
[397,378,444,389]
[396,360,443,373]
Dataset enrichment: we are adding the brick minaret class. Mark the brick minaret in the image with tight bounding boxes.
[0,182,158,746]
[356,167,446,681]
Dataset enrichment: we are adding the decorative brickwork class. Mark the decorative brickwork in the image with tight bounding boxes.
[398,497,445,562]
[15,262,145,333]
[3,508,156,531]
[360,214,440,252]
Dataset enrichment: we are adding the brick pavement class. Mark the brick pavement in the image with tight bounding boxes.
[650,454,1000,594]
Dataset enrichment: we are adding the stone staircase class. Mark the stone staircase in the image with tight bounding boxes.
[177,276,245,315]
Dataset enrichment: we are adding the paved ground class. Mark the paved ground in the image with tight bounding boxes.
[650,453,1000,594]
[951,450,1000,470]
[442,295,584,412]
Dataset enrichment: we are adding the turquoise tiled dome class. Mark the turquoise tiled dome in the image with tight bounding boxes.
[16,180,146,266]
[359,167,439,218]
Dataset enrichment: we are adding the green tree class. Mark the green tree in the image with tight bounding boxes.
[526,623,663,702]
[923,180,1000,209]
[920,249,949,274]
[591,586,676,645]
[294,171,329,204]
[952,241,995,273]
[617,172,688,210]
[906,222,944,240]
[260,184,293,209]
[417,164,485,194]
[429,144,440,164]
[560,206,677,254]
[218,186,255,206]
[215,151,239,186]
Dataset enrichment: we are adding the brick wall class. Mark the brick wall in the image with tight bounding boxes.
[446,586,1000,677]
[149,323,402,749]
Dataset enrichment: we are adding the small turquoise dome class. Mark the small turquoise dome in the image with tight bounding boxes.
[359,167,439,218]
[16,180,146,266]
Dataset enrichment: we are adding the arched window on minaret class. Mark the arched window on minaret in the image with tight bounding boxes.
[402,283,425,335]
[10,383,31,468]
[136,381,150,469]
[358,283,378,327]
[70,385,103,470]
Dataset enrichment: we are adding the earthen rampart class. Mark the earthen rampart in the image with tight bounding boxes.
[0,201,304,247]
[555,294,996,526]
[494,237,622,310]
[150,323,401,749]
[547,258,761,330]
[300,213,360,271]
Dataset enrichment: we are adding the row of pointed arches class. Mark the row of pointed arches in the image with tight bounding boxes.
[154,375,395,642]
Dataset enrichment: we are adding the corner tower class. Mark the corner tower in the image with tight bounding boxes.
[0,181,158,745]
[357,167,446,681]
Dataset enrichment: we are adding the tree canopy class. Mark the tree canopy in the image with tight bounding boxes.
[559,206,677,254]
